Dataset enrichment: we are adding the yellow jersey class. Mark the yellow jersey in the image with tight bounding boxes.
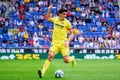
[49,17,72,44]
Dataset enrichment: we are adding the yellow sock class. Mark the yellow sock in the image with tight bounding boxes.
[69,56,76,67]
[41,60,51,76]
[69,56,74,62]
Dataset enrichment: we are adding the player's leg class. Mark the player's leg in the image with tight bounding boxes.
[63,55,76,67]
[38,44,58,78]
[38,51,55,78]
[61,45,76,67]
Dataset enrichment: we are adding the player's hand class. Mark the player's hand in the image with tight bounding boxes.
[64,41,69,47]
[48,3,53,10]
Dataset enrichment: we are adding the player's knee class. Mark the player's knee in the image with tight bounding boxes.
[64,60,69,63]
[48,52,55,61]
[63,56,70,63]
[48,55,54,61]
[64,57,69,63]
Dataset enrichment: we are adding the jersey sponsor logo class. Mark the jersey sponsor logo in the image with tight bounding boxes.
[55,23,64,28]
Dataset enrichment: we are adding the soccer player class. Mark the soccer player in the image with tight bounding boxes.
[38,3,76,78]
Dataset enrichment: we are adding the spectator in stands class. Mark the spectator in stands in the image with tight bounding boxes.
[19,11,24,19]
[2,26,8,34]
[107,37,113,48]
[43,35,50,48]
[0,19,3,28]
[18,25,24,36]
[113,0,119,8]
[83,36,89,48]
[73,41,80,49]
[110,8,115,18]
[9,2,16,12]
[96,19,102,27]
[33,32,39,46]
[81,10,86,20]
[99,2,104,13]
[38,22,43,30]
[73,27,79,35]
[73,35,79,48]
[33,40,41,48]
[89,38,94,48]
[34,4,39,12]
[78,28,83,35]
[23,30,28,44]
[48,26,53,34]
[106,25,112,38]
[4,18,9,27]
[0,4,7,18]
[113,38,120,48]
[117,21,120,31]
[111,38,116,48]
[80,0,88,6]
[103,36,108,48]
[27,37,33,47]
[94,36,99,48]
[28,18,35,27]
[78,34,84,48]
[24,0,30,3]
[87,24,92,32]
[101,18,107,26]
[14,36,21,47]
[13,26,19,35]
[19,4,25,12]
[78,19,86,26]
[89,0,95,9]
[92,25,97,32]
[107,0,113,9]
[7,39,13,46]
[29,31,33,37]
[72,20,77,27]
[98,35,104,48]
[2,38,7,47]
[95,13,100,20]
[85,13,92,23]
[8,27,13,37]
[70,2,75,14]
[16,19,23,26]
[102,23,107,32]
[112,28,119,38]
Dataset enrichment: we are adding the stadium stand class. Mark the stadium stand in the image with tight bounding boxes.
[0,0,120,49]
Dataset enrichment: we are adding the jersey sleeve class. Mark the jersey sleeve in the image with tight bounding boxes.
[67,21,72,31]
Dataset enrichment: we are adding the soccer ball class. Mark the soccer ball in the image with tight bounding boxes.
[55,69,64,78]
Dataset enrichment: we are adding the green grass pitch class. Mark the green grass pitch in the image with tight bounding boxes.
[0,59,120,80]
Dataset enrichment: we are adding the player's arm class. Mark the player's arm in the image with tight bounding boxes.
[46,3,53,21]
[65,28,74,47]
[67,29,74,43]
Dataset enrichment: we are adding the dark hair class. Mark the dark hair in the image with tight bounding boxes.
[59,8,67,14]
